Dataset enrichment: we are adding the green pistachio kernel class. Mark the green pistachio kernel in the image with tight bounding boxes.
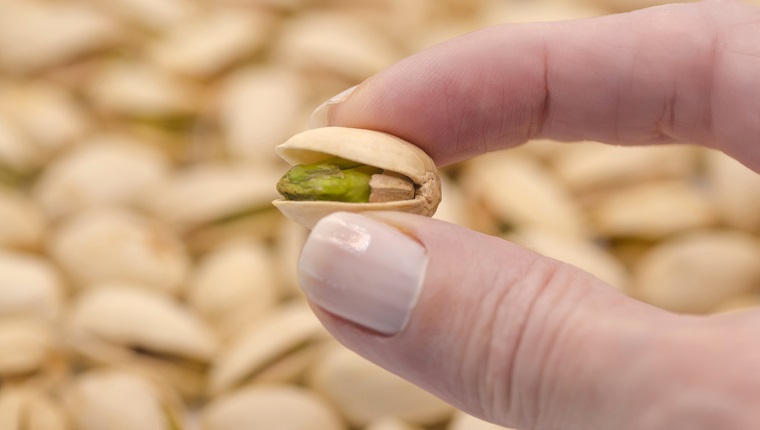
[276,157,381,203]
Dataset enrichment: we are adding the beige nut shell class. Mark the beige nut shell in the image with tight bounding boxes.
[272,127,441,229]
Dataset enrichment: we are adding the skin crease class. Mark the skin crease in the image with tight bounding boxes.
[302,1,760,430]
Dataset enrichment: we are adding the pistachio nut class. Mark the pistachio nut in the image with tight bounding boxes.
[0,187,47,250]
[272,12,401,81]
[273,127,441,229]
[86,60,200,118]
[64,368,183,430]
[142,163,284,251]
[307,345,453,427]
[0,81,91,155]
[551,143,698,195]
[478,1,602,25]
[209,302,330,395]
[705,150,760,231]
[147,9,273,79]
[201,384,344,430]
[217,66,307,165]
[49,207,189,294]
[0,1,121,73]
[712,294,760,314]
[0,250,62,321]
[273,219,309,298]
[32,133,169,219]
[0,386,69,430]
[187,240,278,339]
[589,180,716,239]
[460,152,588,238]
[634,231,760,314]
[97,0,198,30]
[0,117,37,178]
[0,319,53,377]
[66,284,217,398]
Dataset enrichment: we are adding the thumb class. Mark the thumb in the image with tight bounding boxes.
[298,211,680,430]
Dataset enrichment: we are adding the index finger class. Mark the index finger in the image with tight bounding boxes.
[314,1,760,171]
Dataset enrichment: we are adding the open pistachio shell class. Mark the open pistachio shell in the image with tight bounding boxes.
[273,127,441,229]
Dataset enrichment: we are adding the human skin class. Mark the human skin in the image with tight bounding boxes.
[297,1,760,429]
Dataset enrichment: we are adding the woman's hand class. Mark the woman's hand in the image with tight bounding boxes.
[298,2,760,429]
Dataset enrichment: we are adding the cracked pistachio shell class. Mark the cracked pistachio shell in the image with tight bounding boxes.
[64,369,183,430]
[273,127,441,229]
[201,385,344,430]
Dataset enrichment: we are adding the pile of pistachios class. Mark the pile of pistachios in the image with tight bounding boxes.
[1,0,759,429]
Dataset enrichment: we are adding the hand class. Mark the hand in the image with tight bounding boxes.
[297,1,760,429]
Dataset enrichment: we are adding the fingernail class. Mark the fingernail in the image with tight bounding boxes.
[309,85,357,129]
[298,212,427,335]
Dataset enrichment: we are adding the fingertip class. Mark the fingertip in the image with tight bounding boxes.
[298,212,428,336]
[309,85,359,129]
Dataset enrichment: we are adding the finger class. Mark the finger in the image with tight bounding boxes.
[298,211,692,429]
[311,1,760,171]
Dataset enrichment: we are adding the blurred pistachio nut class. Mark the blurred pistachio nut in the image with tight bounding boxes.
[64,369,183,430]
[142,163,284,251]
[308,346,453,427]
[67,284,217,398]
[0,187,47,250]
[0,386,69,430]
[634,230,760,314]
[209,302,329,395]
[32,134,169,219]
[273,127,441,229]
[201,384,344,430]
[0,250,63,321]
[0,319,53,377]
[49,207,189,294]
[187,240,278,339]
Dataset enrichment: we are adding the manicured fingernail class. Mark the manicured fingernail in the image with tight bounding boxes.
[309,85,357,129]
[298,212,427,335]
